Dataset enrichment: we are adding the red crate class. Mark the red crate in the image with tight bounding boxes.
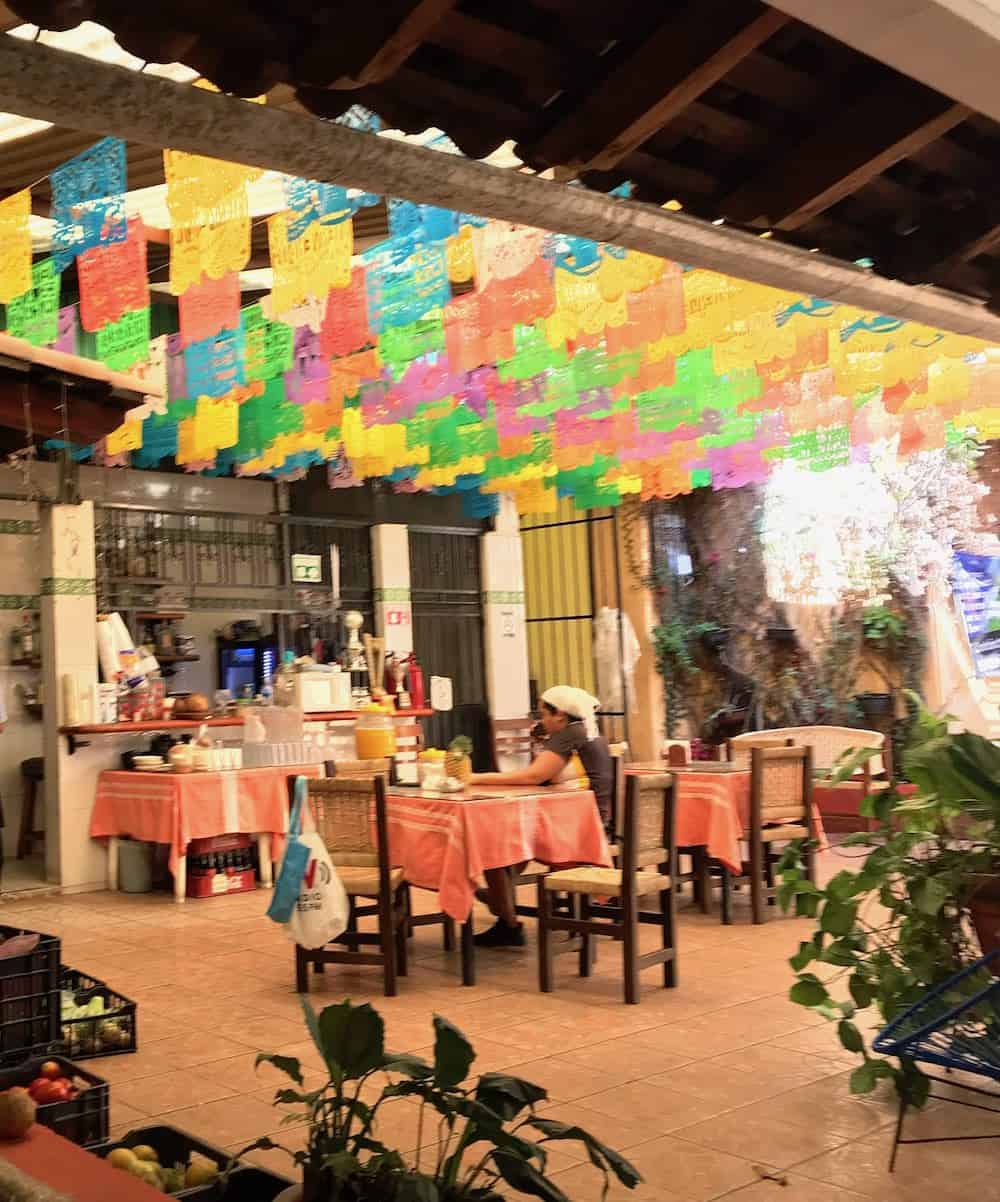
[187,834,251,856]
[186,866,256,899]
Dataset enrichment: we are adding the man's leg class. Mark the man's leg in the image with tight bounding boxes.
[475,864,527,947]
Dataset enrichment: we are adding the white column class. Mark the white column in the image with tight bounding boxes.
[481,497,531,719]
[40,501,101,886]
[371,523,413,657]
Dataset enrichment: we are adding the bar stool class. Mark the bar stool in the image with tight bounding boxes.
[16,757,44,859]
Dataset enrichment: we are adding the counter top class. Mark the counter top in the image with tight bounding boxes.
[60,708,434,736]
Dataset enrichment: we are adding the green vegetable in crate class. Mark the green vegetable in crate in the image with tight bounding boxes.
[107,1145,218,1196]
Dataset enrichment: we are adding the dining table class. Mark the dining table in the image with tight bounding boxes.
[384,782,611,985]
[627,760,827,878]
[90,763,324,901]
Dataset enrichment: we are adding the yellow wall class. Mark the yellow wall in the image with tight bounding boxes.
[522,497,596,698]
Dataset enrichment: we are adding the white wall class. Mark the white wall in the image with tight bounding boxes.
[0,499,43,861]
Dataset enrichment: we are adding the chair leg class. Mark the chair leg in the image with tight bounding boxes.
[720,867,733,925]
[750,837,766,925]
[394,892,409,978]
[805,835,817,888]
[16,777,35,860]
[694,847,711,914]
[378,892,398,998]
[295,945,310,993]
[538,881,554,994]
[443,916,456,952]
[622,888,639,1005]
[888,1096,908,1172]
[764,848,775,903]
[660,882,677,989]
[578,894,592,978]
[460,915,475,987]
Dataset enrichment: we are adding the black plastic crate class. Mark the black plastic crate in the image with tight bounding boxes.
[59,968,137,1059]
[0,926,62,1058]
[96,1124,234,1199]
[0,1054,108,1147]
[197,1167,295,1201]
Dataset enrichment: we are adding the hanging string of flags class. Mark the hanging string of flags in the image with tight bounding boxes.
[3,132,998,516]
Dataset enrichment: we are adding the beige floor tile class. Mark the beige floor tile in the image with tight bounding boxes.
[109,1098,151,1136]
[721,1170,871,1200]
[169,1094,299,1147]
[538,1101,669,1151]
[753,1073,898,1139]
[499,1055,635,1101]
[559,1033,693,1079]
[550,1161,691,1202]
[112,1067,240,1117]
[625,1133,767,1201]
[572,1079,733,1134]
[673,1106,850,1169]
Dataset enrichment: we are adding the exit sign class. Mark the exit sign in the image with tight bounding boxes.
[291,553,322,583]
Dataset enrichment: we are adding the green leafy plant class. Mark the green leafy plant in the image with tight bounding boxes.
[237,998,640,1201]
[861,604,906,648]
[779,698,1000,1105]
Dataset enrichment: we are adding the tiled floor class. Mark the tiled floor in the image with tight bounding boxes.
[5,861,998,1201]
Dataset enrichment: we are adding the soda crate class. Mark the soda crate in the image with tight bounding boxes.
[59,968,137,1059]
[187,834,252,856]
[186,865,256,899]
[186,836,257,898]
[0,927,62,1059]
[0,1054,108,1147]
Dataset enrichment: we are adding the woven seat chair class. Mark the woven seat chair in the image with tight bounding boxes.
[328,758,457,953]
[536,772,677,1005]
[720,745,817,925]
[292,765,407,997]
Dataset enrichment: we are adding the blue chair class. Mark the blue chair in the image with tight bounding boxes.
[873,950,1000,1169]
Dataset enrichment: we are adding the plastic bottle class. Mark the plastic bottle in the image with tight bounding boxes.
[260,673,274,705]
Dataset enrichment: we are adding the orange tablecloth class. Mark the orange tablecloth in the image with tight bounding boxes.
[627,765,827,874]
[386,785,612,921]
[90,764,323,872]
[1,1124,164,1201]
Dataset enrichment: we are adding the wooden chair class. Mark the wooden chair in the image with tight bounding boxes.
[393,721,424,786]
[720,745,816,925]
[323,758,457,956]
[293,768,408,997]
[537,773,677,1005]
[490,717,536,771]
[16,758,44,859]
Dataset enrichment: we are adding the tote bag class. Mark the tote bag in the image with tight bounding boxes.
[266,776,311,924]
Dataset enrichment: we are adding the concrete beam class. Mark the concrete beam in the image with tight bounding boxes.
[770,0,1000,124]
[0,35,998,340]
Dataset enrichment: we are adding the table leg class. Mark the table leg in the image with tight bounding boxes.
[107,837,119,892]
[258,834,273,887]
[173,852,187,904]
[460,916,476,987]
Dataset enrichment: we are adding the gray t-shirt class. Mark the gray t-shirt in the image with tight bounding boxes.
[545,721,613,822]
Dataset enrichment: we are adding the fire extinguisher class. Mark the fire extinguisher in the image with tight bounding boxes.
[405,653,425,710]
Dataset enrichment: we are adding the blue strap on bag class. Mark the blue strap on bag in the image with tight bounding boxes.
[267,775,310,924]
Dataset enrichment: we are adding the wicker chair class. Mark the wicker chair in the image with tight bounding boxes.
[721,745,817,925]
[536,772,677,1005]
[325,758,457,954]
[490,717,537,771]
[293,767,407,997]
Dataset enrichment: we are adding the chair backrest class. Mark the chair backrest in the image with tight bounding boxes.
[491,717,535,771]
[608,742,629,836]
[726,733,793,765]
[305,773,390,870]
[730,726,885,776]
[393,723,424,785]
[750,745,812,830]
[620,771,675,873]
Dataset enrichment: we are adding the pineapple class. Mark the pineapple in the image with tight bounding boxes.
[445,736,473,783]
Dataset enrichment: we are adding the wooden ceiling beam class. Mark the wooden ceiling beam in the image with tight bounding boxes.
[328,0,459,89]
[426,11,575,100]
[520,1,789,173]
[721,79,970,230]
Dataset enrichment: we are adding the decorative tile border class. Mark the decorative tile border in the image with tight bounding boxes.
[374,587,412,602]
[482,591,525,605]
[0,520,39,535]
[41,577,96,596]
[0,594,39,609]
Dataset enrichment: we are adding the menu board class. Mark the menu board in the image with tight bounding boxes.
[953,551,1000,676]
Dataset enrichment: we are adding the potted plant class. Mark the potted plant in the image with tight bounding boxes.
[238,998,641,1201]
[778,698,1000,1105]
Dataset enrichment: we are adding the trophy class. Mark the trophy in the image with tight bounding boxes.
[363,633,387,702]
[389,655,410,709]
[342,610,369,704]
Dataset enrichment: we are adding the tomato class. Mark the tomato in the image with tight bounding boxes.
[39,1061,62,1081]
[27,1078,50,1100]
[46,1081,73,1103]
[28,1079,69,1105]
